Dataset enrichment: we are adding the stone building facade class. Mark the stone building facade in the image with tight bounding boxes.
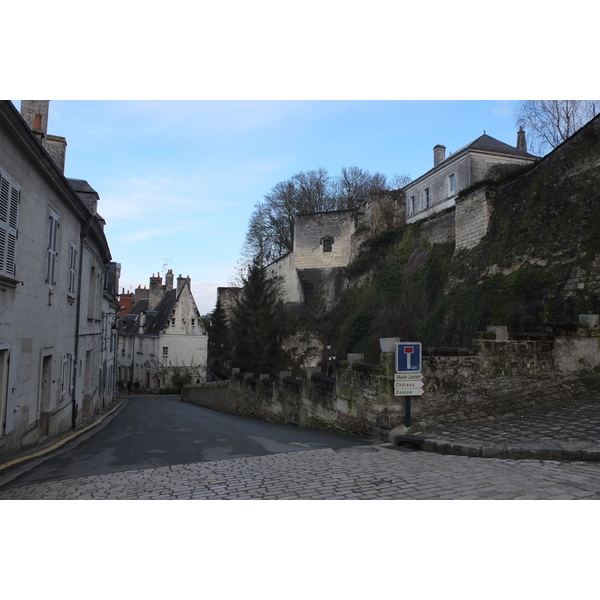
[265,209,356,308]
[118,270,208,391]
[404,131,537,225]
[0,101,120,457]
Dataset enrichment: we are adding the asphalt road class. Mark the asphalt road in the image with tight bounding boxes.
[2,395,375,489]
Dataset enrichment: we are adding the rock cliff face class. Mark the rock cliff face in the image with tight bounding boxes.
[327,114,600,362]
[446,112,600,332]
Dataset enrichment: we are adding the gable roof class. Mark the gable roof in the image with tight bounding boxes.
[460,133,537,160]
[404,133,538,190]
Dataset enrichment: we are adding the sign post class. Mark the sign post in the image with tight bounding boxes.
[395,342,423,428]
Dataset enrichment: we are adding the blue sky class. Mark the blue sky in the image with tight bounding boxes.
[6,4,595,315]
[14,99,528,313]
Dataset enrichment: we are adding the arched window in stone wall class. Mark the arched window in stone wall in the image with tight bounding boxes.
[321,236,334,252]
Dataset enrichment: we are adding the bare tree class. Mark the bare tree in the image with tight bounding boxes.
[390,172,412,189]
[240,166,408,267]
[332,166,389,209]
[516,100,599,155]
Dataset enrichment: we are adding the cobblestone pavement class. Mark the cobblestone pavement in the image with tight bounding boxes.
[409,397,600,461]
[2,444,600,499]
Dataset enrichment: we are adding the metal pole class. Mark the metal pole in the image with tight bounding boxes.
[404,396,411,428]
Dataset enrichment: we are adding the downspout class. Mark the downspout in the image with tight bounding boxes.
[113,319,119,402]
[71,216,92,429]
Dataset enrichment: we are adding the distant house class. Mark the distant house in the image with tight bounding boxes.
[0,100,120,457]
[404,129,537,224]
[118,270,207,391]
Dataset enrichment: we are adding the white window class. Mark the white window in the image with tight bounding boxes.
[68,243,78,297]
[162,347,169,357]
[408,195,416,215]
[0,168,20,280]
[423,188,431,209]
[46,209,60,288]
[448,173,456,196]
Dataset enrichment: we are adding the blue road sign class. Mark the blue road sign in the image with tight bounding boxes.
[395,342,422,373]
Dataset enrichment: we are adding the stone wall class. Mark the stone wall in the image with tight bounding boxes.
[455,186,495,251]
[293,210,355,269]
[182,326,600,438]
[417,207,456,246]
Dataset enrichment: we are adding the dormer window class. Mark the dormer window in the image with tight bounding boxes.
[322,236,333,252]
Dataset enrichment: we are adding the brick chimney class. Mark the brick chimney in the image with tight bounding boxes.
[433,144,446,166]
[517,126,527,152]
[20,100,49,140]
[20,100,67,173]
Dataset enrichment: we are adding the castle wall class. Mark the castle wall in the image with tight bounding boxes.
[182,329,600,440]
[293,210,354,269]
[265,253,301,304]
[455,186,495,250]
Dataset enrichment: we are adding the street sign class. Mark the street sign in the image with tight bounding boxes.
[394,380,424,391]
[394,373,423,381]
[395,342,422,373]
[394,386,424,396]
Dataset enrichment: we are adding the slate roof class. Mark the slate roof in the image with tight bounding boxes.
[120,289,178,337]
[145,289,177,335]
[459,134,538,160]
[404,133,538,189]
[67,178,99,195]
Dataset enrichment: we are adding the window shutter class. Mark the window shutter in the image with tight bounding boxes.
[0,170,20,278]
[46,211,59,286]
[68,244,78,296]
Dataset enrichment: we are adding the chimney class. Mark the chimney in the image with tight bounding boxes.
[149,273,164,310]
[177,274,191,296]
[20,100,67,173]
[20,100,49,140]
[165,269,174,291]
[433,144,446,166]
[517,126,527,152]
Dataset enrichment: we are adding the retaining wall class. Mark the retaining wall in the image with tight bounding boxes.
[182,331,600,438]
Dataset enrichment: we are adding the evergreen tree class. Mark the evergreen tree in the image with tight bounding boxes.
[207,297,230,378]
[229,261,288,377]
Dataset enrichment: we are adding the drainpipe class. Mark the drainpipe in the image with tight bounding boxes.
[71,217,92,429]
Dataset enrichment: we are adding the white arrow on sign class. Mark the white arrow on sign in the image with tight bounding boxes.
[394,373,424,381]
[394,388,424,396]
[394,380,424,389]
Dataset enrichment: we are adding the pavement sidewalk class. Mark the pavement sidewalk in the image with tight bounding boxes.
[392,395,600,461]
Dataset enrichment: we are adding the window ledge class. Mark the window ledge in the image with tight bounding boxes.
[0,274,20,289]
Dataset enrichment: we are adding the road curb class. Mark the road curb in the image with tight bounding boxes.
[0,399,127,475]
[392,434,600,462]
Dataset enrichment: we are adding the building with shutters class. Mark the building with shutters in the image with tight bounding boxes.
[0,100,120,457]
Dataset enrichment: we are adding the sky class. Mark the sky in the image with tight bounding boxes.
[14,98,533,313]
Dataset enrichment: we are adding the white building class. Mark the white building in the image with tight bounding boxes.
[118,270,208,391]
[0,101,119,457]
[405,129,537,224]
